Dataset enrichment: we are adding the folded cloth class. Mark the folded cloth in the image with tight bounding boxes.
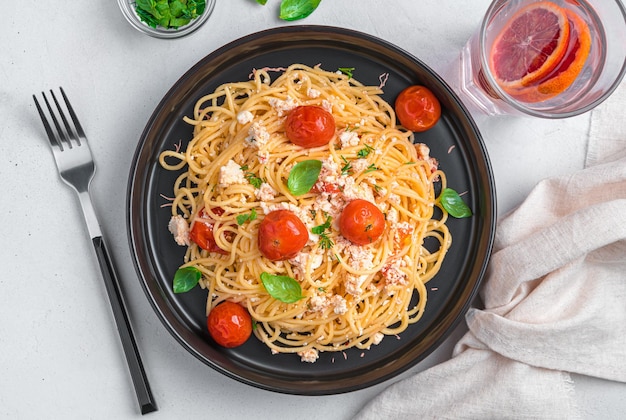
[354,81,626,420]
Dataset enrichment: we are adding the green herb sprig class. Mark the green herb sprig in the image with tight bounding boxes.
[357,144,374,158]
[338,67,355,78]
[237,208,258,225]
[312,216,334,250]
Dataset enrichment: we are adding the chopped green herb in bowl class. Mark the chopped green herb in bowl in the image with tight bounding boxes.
[118,0,215,38]
[135,0,206,29]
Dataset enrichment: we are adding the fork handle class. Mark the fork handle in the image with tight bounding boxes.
[92,236,158,415]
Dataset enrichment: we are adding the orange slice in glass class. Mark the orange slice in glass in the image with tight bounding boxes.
[489,1,571,91]
[507,8,592,103]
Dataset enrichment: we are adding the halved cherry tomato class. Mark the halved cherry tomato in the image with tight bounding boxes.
[258,210,308,261]
[190,207,229,255]
[339,199,386,245]
[395,85,441,132]
[285,105,336,148]
[207,301,252,348]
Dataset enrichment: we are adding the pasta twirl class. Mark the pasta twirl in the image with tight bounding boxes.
[159,64,451,363]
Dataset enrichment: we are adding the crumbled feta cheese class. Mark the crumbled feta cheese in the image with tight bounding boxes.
[345,274,368,296]
[342,176,375,202]
[236,110,254,124]
[373,332,384,345]
[415,143,439,173]
[309,295,330,312]
[313,192,344,220]
[168,215,189,246]
[289,250,323,277]
[257,150,270,164]
[219,159,247,187]
[269,96,298,116]
[387,207,399,224]
[381,258,408,285]
[245,122,270,148]
[351,158,370,174]
[339,130,360,148]
[334,237,376,271]
[387,193,401,205]
[317,157,341,186]
[331,295,348,315]
[298,348,319,363]
[307,88,321,98]
[255,182,277,201]
[321,99,333,113]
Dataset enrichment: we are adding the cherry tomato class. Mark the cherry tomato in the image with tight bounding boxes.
[285,105,336,148]
[339,199,386,245]
[258,210,308,261]
[207,301,252,348]
[190,208,228,255]
[395,85,441,132]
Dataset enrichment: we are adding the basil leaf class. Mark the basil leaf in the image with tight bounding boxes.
[173,266,202,293]
[255,0,268,4]
[440,188,473,218]
[279,0,321,21]
[287,159,322,196]
[260,272,304,303]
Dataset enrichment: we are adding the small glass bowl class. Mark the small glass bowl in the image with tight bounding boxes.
[117,0,216,39]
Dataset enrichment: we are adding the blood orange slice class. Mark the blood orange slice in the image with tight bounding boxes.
[489,2,571,91]
[507,8,592,103]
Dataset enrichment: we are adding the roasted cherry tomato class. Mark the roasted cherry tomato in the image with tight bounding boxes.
[258,210,308,261]
[339,199,386,245]
[395,85,441,132]
[207,301,252,348]
[190,208,229,255]
[285,105,336,148]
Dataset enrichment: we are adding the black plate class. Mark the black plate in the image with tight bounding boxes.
[127,25,496,395]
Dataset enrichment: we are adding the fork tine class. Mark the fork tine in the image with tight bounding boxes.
[51,88,83,147]
[33,93,63,150]
[46,89,77,150]
[59,87,86,140]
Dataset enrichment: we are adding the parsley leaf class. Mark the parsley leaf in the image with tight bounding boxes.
[312,216,334,249]
[237,208,258,225]
[311,216,331,234]
[357,144,374,158]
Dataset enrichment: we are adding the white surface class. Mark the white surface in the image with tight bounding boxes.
[0,1,623,418]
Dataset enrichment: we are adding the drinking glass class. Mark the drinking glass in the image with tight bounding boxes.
[444,0,626,118]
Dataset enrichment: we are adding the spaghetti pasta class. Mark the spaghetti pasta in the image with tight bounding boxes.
[159,64,452,363]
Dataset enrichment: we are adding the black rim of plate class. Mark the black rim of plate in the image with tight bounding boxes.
[127,25,496,395]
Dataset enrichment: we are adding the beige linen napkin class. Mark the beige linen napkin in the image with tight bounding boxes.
[354,81,626,420]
